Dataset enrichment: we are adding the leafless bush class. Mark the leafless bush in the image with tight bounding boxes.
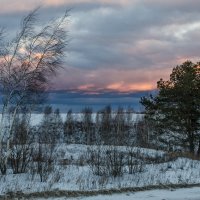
[9,114,33,174]
[87,146,106,176]
[87,146,125,177]
[105,146,125,177]
[31,142,55,182]
[10,144,33,174]
[125,147,144,174]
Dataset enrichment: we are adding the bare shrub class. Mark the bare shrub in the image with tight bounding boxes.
[125,147,145,174]
[31,142,55,182]
[87,146,106,176]
[9,114,33,174]
[105,146,124,177]
[87,146,125,177]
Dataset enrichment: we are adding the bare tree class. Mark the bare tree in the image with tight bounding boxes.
[113,107,127,145]
[0,9,69,174]
[64,109,75,143]
[100,105,112,144]
[82,107,94,144]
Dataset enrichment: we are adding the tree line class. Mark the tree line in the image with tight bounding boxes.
[0,105,147,176]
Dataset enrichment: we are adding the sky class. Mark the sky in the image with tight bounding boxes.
[0,0,200,94]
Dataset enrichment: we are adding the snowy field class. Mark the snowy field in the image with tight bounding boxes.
[1,144,200,196]
[36,187,200,200]
[0,114,199,199]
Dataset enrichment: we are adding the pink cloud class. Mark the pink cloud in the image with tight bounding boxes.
[0,0,133,14]
[77,84,95,90]
[51,65,172,93]
[106,82,154,92]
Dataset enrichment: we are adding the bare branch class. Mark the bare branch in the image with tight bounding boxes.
[0,8,69,174]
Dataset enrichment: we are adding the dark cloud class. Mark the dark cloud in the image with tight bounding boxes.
[1,0,200,92]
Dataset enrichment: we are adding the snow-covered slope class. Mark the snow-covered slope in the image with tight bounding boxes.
[0,144,200,196]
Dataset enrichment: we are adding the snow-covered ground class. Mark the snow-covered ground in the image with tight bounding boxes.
[0,144,200,195]
[0,112,199,199]
[36,187,200,200]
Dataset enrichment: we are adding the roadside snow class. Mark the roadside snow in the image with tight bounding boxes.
[37,187,200,200]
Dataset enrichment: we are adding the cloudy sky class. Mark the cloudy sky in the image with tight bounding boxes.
[1,0,200,94]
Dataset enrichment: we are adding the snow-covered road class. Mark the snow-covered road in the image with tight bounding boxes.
[38,187,200,200]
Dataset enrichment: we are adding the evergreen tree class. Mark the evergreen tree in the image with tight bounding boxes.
[141,61,200,154]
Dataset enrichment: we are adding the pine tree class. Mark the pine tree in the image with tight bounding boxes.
[141,61,200,154]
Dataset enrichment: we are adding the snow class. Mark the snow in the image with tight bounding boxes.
[0,144,200,195]
[36,187,200,200]
[0,113,199,198]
